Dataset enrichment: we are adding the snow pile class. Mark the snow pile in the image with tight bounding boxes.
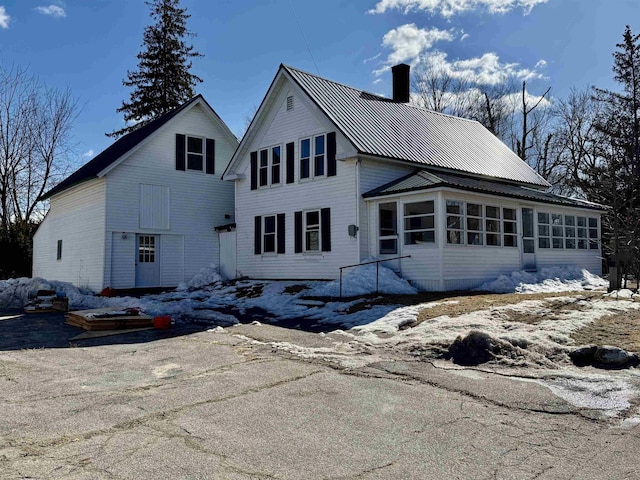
[0,277,111,309]
[478,266,608,294]
[177,265,223,290]
[310,263,417,297]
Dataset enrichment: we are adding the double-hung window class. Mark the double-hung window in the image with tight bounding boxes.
[263,215,276,253]
[589,218,599,249]
[187,136,204,171]
[300,134,326,180]
[305,210,320,252]
[564,215,576,249]
[258,146,282,187]
[577,216,588,249]
[551,214,563,249]
[404,201,435,245]
[485,206,501,246]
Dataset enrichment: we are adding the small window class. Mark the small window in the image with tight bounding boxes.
[271,146,281,185]
[259,149,269,187]
[263,215,276,253]
[56,240,62,261]
[305,210,320,252]
[138,235,155,263]
[404,201,435,245]
[314,135,325,177]
[589,217,599,250]
[300,138,310,179]
[503,208,517,247]
[187,136,204,171]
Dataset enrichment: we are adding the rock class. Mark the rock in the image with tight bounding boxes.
[570,345,640,368]
[447,330,499,366]
[569,345,597,366]
[594,346,639,367]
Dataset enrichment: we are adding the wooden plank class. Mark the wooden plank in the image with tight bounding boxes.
[69,327,154,341]
[66,307,154,331]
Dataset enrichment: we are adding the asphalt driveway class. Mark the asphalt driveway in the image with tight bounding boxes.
[1,309,639,479]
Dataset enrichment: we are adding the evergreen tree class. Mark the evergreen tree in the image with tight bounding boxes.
[107,0,202,138]
[592,26,640,284]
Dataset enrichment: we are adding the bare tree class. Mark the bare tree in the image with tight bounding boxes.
[411,58,472,117]
[0,65,77,277]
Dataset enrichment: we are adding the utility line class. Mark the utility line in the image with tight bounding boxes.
[288,0,320,75]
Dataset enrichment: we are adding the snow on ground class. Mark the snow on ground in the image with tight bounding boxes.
[478,266,608,293]
[2,265,639,419]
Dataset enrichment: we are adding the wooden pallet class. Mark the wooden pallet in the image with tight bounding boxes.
[66,308,153,331]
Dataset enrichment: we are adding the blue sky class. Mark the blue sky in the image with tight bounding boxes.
[0,0,637,168]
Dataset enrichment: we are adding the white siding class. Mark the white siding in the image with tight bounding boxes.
[358,158,414,259]
[106,103,236,288]
[110,231,135,289]
[160,235,184,286]
[234,83,359,280]
[32,179,106,291]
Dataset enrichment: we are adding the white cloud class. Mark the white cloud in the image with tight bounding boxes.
[368,0,548,17]
[535,59,547,69]
[460,32,470,41]
[375,24,455,74]
[421,50,547,85]
[82,149,95,158]
[0,6,10,29]
[363,53,382,64]
[35,4,66,18]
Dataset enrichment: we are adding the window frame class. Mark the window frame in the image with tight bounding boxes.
[257,145,282,188]
[186,135,205,172]
[403,200,436,246]
[262,215,277,254]
[299,134,327,181]
[304,209,321,253]
[379,202,399,254]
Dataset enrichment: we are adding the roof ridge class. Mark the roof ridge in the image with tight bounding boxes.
[281,64,480,123]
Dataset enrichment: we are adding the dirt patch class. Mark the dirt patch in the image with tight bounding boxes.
[571,310,640,354]
[235,284,264,299]
[415,291,602,325]
[283,284,310,295]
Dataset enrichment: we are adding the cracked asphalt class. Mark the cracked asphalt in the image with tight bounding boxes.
[1,311,639,479]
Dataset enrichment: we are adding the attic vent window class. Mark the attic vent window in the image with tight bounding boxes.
[286,95,294,111]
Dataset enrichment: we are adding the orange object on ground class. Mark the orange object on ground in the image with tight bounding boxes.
[154,315,171,329]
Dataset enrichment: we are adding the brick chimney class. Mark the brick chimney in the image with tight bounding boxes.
[392,63,410,103]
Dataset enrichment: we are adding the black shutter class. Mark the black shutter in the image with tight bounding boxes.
[294,211,303,253]
[286,142,295,184]
[277,213,285,254]
[321,208,331,252]
[327,132,337,177]
[175,134,186,171]
[250,151,258,190]
[206,138,215,174]
[254,216,262,255]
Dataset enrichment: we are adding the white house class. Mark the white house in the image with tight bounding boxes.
[33,95,238,291]
[222,64,604,291]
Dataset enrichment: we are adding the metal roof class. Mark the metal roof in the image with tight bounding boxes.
[363,169,604,210]
[284,65,550,188]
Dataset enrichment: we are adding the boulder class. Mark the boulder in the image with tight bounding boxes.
[570,345,640,368]
[447,330,499,366]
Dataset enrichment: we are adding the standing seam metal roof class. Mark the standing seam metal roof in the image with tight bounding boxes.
[284,65,550,188]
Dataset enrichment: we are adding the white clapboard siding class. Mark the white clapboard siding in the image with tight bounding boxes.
[106,103,236,288]
[234,83,359,280]
[160,235,184,286]
[32,178,106,291]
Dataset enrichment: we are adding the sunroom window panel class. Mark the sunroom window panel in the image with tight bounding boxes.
[405,231,435,245]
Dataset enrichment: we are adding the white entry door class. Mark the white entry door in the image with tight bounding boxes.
[136,234,160,287]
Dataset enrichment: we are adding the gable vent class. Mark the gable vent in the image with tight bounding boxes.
[286,95,294,111]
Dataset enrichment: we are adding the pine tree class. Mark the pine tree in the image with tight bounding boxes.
[107,0,202,138]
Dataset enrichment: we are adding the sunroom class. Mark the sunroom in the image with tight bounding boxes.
[363,170,605,291]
